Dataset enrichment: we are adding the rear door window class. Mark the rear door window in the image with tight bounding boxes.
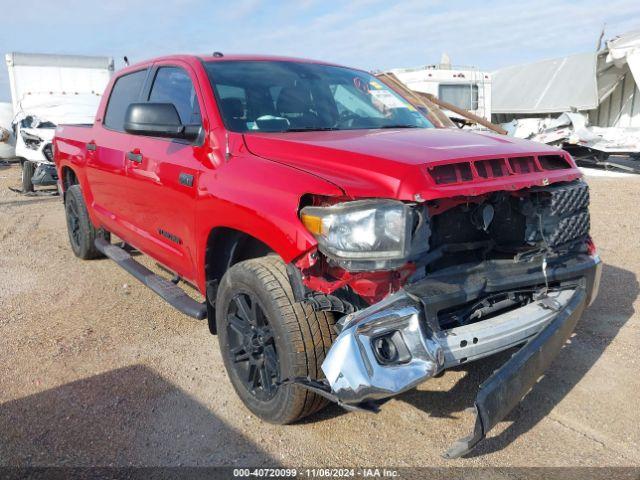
[148,67,201,125]
[104,69,148,131]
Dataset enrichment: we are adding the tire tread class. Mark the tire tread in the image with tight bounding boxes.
[217,255,336,422]
[65,184,104,260]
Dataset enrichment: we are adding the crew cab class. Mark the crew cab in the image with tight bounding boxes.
[54,54,601,457]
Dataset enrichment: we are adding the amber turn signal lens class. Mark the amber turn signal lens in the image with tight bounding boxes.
[301,213,323,235]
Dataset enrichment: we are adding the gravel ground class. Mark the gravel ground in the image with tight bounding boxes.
[0,162,639,468]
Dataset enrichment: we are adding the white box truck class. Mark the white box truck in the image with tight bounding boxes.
[5,52,114,192]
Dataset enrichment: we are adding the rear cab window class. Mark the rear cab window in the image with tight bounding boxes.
[103,69,148,131]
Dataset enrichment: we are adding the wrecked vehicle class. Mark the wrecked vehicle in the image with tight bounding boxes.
[5,52,113,192]
[13,97,100,191]
[53,54,601,457]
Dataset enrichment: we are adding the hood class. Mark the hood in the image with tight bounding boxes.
[15,93,100,126]
[243,127,580,200]
[22,127,55,141]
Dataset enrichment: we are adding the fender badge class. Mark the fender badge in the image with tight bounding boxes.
[542,178,550,186]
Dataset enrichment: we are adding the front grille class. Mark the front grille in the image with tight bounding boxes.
[426,154,572,185]
[42,143,53,162]
[547,181,590,216]
[526,180,591,247]
[546,211,590,247]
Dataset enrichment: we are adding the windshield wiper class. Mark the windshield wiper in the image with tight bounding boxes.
[283,127,339,132]
[379,124,420,129]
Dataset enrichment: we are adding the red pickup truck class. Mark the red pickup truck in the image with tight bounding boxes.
[54,54,601,457]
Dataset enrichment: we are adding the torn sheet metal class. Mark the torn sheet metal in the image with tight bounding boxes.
[502,112,640,155]
[321,292,444,405]
[606,30,640,70]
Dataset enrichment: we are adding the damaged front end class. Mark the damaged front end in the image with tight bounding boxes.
[291,177,602,457]
[320,256,599,457]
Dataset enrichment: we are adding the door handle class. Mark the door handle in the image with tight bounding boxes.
[86,142,96,151]
[126,151,143,163]
[179,172,194,187]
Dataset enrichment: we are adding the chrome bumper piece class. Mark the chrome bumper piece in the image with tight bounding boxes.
[438,289,575,368]
[321,292,444,404]
[322,288,575,404]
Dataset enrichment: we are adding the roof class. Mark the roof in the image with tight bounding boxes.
[122,53,347,73]
[492,52,598,114]
[198,53,344,67]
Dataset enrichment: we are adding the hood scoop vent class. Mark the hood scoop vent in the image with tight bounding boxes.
[427,155,571,185]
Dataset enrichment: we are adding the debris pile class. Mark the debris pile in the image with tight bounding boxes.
[493,29,640,172]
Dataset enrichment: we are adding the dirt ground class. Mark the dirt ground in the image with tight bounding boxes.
[1,162,639,468]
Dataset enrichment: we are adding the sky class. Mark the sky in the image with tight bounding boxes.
[1,0,640,102]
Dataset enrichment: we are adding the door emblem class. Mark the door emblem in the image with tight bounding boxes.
[158,228,182,244]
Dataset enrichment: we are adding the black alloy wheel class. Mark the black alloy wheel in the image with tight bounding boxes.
[225,292,279,401]
[66,194,82,251]
[63,184,105,259]
[215,256,336,424]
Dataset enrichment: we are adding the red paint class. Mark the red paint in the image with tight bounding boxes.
[54,54,582,302]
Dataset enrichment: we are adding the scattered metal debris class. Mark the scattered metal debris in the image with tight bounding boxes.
[501,112,640,173]
[492,29,640,173]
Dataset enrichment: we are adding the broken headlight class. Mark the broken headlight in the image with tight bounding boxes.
[300,199,413,271]
[20,130,44,150]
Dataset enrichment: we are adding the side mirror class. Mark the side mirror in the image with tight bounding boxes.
[124,103,199,140]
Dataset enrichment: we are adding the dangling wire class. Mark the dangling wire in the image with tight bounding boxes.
[537,213,550,294]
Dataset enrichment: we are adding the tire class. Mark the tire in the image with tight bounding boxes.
[64,184,106,259]
[21,160,34,193]
[216,256,336,424]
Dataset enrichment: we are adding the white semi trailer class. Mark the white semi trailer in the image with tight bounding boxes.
[5,52,114,192]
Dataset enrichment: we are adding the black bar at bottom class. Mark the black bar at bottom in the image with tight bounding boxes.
[444,286,587,458]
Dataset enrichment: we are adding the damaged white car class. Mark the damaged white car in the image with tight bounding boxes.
[4,52,114,192]
[13,95,101,192]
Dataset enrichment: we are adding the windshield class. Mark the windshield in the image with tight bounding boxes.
[204,61,433,133]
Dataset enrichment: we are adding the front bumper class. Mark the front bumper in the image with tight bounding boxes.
[319,253,601,456]
[32,162,58,186]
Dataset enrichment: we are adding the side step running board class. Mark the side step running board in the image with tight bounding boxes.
[95,238,207,320]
